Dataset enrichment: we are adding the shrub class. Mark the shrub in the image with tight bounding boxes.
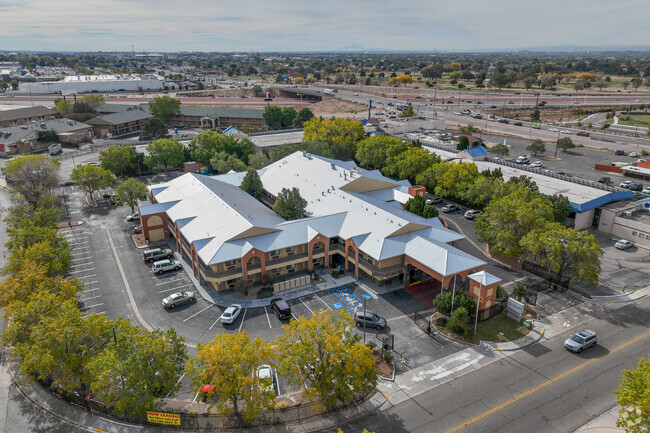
[436,317,448,327]
[513,283,527,301]
[433,291,476,316]
[496,285,508,301]
[256,287,274,299]
[332,270,340,278]
[447,307,469,336]
[383,351,394,363]
[366,340,376,350]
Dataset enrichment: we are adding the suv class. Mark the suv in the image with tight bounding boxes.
[270,298,291,320]
[576,131,590,137]
[353,312,386,329]
[516,155,531,164]
[152,259,181,274]
[564,330,597,353]
[143,248,173,263]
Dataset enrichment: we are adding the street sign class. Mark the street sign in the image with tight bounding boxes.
[507,298,525,321]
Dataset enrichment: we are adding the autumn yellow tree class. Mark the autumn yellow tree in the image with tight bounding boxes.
[615,357,649,433]
[387,74,414,87]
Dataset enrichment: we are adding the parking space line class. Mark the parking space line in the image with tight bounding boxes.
[80,303,104,310]
[159,286,185,294]
[208,316,221,331]
[77,274,97,280]
[82,281,98,285]
[83,287,101,292]
[300,298,315,315]
[70,268,95,274]
[155,278,185,286]
[237,309,248,332]
[182,305,213,323]
[71,260,94,266]
[70,246,91,251]
[291,313,298,320]
[79,295,102,302]
[68,241,90,245]
[264,307,272,328]
[313,293,332,310]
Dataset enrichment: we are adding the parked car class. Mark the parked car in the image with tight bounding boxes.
[270,298,291,320]
[464,209,483,220]
[152,259,182,274]
[125,212,140,221]
[162,291,196,309]
[620,180,633,188]
[253,365,275,394]
[219,304,243,325]
[615,239,634,250]
[353,311,386,329]
[143,248,173,263]
[492,156,505,162]
[513,121,523,126]
[642,187,650,194]
[576,131,590,137]
[490,105,497,109]
[507,101,514,104]
[628,183,643,191]
[597,176,611,184]
[426,196,442,205]
[516,155,531,164]
[564,330,597,353]
[629,152,639,157]
[530,161,544,168]
[441,204,460,213]
[615,150,625,156]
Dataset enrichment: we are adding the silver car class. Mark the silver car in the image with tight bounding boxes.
[162,291,196,309]
[564,330,597,353]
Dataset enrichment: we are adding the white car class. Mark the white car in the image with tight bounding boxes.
[615,239,634,250]
[220,304,243,325]
[375,111,385,115]
[464,209,483,219]
[629,152,638,157]
[530,161,544,168]
[353,92,358,96]
[560,130,571,134]
[620,180,633,188]
[548,128,558,132]
[125,212,140,221]
[253,365,275,394]
[642,187,650,194]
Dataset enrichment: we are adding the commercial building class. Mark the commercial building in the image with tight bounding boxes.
[13,74,164,94]
[0,106,56,128]
[86,109,153,138]
[139,152,497,312]
[0,118,92,156]
[168,106,265,131]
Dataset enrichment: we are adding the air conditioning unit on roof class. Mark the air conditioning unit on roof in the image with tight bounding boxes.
[622,211,633,218]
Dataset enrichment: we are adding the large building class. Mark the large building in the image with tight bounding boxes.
[140,152,496,310]
[13,74,164,94]
[86,109,153,138]
[0,118,92,155]
[168,106,265,131]
[0,106,56,128]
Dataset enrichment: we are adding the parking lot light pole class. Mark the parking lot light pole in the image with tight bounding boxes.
[363,296,367,343]
[474,282,482,335]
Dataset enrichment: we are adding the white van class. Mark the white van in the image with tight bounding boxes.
[48,143,62,156]
[516,155,530,164]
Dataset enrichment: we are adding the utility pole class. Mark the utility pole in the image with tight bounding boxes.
[368,99,372,120]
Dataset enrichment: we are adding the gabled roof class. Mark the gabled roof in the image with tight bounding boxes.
[0,106,55,121]
[405,237,486,277]
[464,145,490,158]
[86,110,152,126]
[178,106,263,119]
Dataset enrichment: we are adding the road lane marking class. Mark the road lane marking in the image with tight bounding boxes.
[445,329,650,433]
[313,293,332,310]
[182,305,213,322]
[238,309,247,333]
[264,307,272,328]
[300,298,315,315]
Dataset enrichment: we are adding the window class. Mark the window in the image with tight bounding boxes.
[646,235,650,240]
[286,246,295,254]
[225,260,237,268]
[632,231,638,236]
[286,264,296,272]
[640,233,645,238]
[270,249,280,257]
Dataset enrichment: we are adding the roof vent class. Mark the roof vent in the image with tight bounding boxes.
[331,163,336,170]
[302,151,307,157]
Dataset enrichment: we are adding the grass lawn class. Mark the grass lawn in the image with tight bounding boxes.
[436,311,531,345]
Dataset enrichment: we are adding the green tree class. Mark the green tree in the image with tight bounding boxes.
[526,139,546,156]
[447,306,469,336]
[99,144,137,177]
[520,223,603,285]
[114,178,148,214]
[461,176,506,207]
[355,135,411,170]
[4,155,60,206]
[186,331,273,421]
[631,77,643,91]
[210,153,248,174]
[139,117,169,141]
[457,136,470,151]
[36,128,58,143]
[405,195,438,218]
[251,85,264,97]
[144,138,184,170]
[10,78,19,90]
[507,175,539,192]
[475,187,554,258]
[88,325,187,415]
[247,152,270,169]
[490,143,510,157]
[399,105,415,118]
[280,107,297,128]
[615,357,649,433]
[433,291,476,316]
[547,194,573,223]
[70,164,115,202]
[430,161,479,199]
[148,96,181,122]
[240,169,264,199]
[384,147,440,184]
[273,187,307,220]
[512,283,527,301]
[556,137,575,153]
[262,105,283,130]
[293,107,314,128]
[4,238,71,278]
[189,131,254,165]
[275,310,378,408]
[531,107,541,123]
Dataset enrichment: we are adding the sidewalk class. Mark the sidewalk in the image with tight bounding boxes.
[574,406,623,433]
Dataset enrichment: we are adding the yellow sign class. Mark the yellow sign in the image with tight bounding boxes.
[146,411,181,426]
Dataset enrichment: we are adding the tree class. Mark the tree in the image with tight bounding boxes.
[273,187,307,220]
[475,187,554,258]
[512,283,527,301]
[457,136,470,151]
[615,357,649,433]
[447,306,468,336]
[293,107,314,128]
[631,77,643,91]
[594,80,608,91]
[4,238,71,278]
[4,155,60,206]
[148,96,181,122]
[431,162,479,199]
[520,223,603,286]
[387,74,414,86]
[526,139,546,156]
[433,291,476,316]
[240,169,263,199]
[405,195,438,219]
[144,138,184,170]
[531,107,541,123]
[422,64,443,79]
[251,85,264,97]
[88,325,187,415]
[547,194,572,223]
[303,118,365,150]
[490,143,510,157]
[70,164,115,202]
[36,128,58,143]
[399,105,415,118]
[262,105,283,130]
[275,310,377,408]
[210,153,247,173]
[99,144,137,177]
[139,117,169,141]
[0,261,80,309]
[247,152,270,169]
[114,178,148,214]
[355,135,411,170]
[186,331,273,421]
[280,107,297,128]
[556,137,575,153]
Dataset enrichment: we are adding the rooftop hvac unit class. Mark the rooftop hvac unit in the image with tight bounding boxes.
[622,211,633,218]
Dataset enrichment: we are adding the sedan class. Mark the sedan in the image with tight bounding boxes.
[253,365,275,394]
[532,125,541,129]
[576,131,590,137]
[564,330,597,353]
[642,187,650,194]
[615,239,634,250]
[629,152,639,157]
[530,161,544,168]
[125,212,140,222]
[628,183,643,191]
[162,291,196,309]
[219,304,243,325]
[441,204,460,213]
[513,121,523,126]
[548,128,558,132]
[464,209,483,219]
[560,130,571,134]
[426,196,443,205]
[620,181,632,188]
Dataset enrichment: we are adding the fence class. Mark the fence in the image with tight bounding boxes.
[249,128,303,136]
[57,140,154,160]
[397,134,460,154]
[413,311,433,335]
[37,377,366,430]
[522,261,570,292]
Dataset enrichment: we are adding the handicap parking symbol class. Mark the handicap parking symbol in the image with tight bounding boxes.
[361,294,372,299]
[332,302,343,309]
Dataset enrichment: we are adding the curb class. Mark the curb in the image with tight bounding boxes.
[488,326,546,352]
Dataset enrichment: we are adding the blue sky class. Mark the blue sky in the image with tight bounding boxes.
[1,0,648,52]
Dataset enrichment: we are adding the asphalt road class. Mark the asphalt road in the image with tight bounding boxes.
[334,296,650,433]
